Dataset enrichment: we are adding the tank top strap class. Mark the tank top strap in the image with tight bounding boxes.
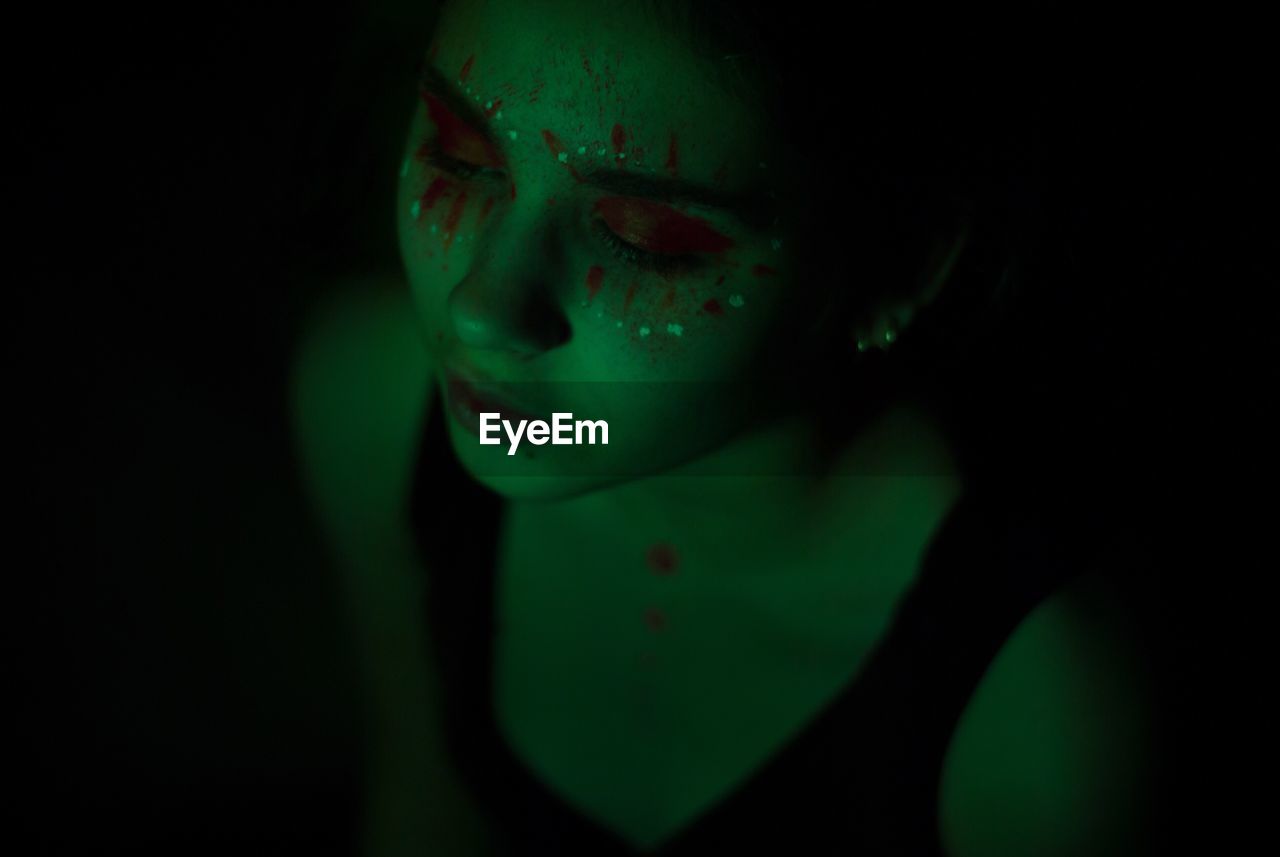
[651,485,1077,856]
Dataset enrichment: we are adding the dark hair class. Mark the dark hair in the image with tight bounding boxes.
[646,2,1130,529]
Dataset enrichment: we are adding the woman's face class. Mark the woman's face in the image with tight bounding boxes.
[398,0,809,498]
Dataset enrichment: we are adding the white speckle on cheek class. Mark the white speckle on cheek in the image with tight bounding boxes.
[400,158,409,178]
[508,130,518,140]
[410,199,421,219]
[496,110,503,120]
[728,294,745,308]
[616,321,622,328]
[639,325,651,338]
[597,147,607,156]
[430,223,438,235]
[666,323,683,336]
[557,152,568,163]
[486,100,493,110]
[578,146,587,155]
[770,239,782,251]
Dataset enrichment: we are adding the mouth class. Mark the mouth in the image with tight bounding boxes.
[442,368,546,438]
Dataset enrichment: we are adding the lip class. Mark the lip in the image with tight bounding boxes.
[442,367,546,438]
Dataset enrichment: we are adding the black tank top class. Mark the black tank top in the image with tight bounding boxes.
[408,405,1080,856]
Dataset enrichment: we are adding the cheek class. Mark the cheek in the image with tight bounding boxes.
[574,256,786,363]
[400,168,503,273]
[398,169,506,346]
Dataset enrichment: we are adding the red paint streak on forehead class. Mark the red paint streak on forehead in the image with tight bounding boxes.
[665,134,679,176]
[623,282,638,315]
[540,129,584,182]
[752,264,778,277]
[611,124,627,161]
[442,192,468,252]
[477,196,495,226]
[459,55,475,83]
[421,90,504,168]
[585,265,605,302]
[595,197,735,256]
[702,298,724,316]
[537,129,563,159]
[647,543,679,574]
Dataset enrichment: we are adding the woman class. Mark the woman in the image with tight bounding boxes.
[293,1,1154,854]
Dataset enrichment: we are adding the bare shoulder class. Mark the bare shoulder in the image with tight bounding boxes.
[938,567,1156,857]
[289,277,434,551]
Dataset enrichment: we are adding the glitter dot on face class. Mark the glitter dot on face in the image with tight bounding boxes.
[666,322,684,336]
[639,325,651,337]
[508,130,518,140]
[728,294,745,308]
[646,542,679,575]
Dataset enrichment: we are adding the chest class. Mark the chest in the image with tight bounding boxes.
[487,504,923,850]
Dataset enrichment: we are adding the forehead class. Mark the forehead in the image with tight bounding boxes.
[431,0,773,180]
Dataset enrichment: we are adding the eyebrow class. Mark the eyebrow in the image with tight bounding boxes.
[577,169,777,230]
[417,62,778,230]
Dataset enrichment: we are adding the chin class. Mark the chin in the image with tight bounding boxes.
[444,418,640,501]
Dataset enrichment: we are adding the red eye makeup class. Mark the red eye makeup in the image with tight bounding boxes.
[593,197,735,256]
[420,89,505,169]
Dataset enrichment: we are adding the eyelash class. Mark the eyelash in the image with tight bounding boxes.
[417,138,703,275]
[424,151,504,183]
[591,219,702,275]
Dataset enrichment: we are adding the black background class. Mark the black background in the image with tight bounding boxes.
[13,3,1259,855]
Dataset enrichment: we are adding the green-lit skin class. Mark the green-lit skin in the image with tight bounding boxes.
[294,1,1154,854]
[397,0,806,499]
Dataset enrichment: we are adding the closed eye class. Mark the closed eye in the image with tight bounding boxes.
[424,151,505,183]
[592,219,703,275]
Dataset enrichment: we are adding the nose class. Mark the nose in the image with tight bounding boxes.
[446,218,571,357]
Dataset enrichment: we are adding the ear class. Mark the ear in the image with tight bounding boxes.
[852,218,972,352]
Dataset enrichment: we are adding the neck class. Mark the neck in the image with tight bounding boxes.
[512,397,964,584]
